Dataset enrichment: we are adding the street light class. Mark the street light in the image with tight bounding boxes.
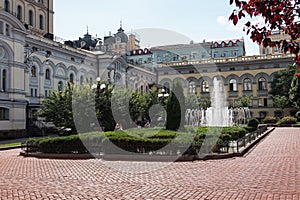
[24,44,51,68]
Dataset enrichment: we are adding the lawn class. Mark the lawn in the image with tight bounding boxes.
[0,142,21,148]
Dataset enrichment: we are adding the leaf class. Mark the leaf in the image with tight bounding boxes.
[233,15,238,25]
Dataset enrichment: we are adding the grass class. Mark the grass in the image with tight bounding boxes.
[0,142,21,148]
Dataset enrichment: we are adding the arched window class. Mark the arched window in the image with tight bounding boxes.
[0,107,9,120]
[29,10,34,26]
[189,81,196,94]
[243,78,252,91]
[201,81,209,92]
[89,77,93,85]
[70,74,74,84]
[39,14,44,30]
[229,79,238,91]
[80,76,84,85]
[2,70,6,91]
[31,66,36,77]
[17,5,22,20]
[258,77,267,90]
[45,69,50,80]
[58,81,63,91]
[4,0,10,12]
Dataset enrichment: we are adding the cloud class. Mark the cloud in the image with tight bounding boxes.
[217,16,228,25]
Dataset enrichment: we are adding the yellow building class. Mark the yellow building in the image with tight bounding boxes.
[157,54,296,120]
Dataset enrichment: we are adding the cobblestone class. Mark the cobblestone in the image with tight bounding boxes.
[0,128,300,199]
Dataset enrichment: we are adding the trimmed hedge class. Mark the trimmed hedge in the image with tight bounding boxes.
[263,116,278,124]
[278,116,297,124]
[24,126,252,155]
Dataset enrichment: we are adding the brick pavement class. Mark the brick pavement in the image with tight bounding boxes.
[0,128,300,199]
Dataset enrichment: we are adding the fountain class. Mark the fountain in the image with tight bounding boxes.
[185,78,251,127]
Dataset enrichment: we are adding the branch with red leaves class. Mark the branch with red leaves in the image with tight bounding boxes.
[229,0,300,77]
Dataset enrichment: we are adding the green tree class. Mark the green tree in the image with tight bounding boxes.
[289,76,300,110]
[198,97,211,110]
[166,80,185,131]
[273,95,290,116]
[238,95,252,107]
[39,82,76,132]
[270,64,295,99]
[95,82,115,131]
[185,93,199,110]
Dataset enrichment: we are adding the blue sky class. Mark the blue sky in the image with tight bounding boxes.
[54,0,260,55]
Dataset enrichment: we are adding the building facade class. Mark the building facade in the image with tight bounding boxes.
[0,0,297,138]
[157,54,296,120]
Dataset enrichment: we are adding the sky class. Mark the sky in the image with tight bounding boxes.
[54,0,260,55]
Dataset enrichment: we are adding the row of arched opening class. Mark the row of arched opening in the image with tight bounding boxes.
[187,77,268,94]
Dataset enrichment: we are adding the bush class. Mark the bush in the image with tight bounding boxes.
[24,127,251,155]
[247,118,259,130]
[278,116,297,124]
[262,116,278,124]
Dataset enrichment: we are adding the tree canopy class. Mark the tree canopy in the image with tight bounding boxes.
[229,0,300,76]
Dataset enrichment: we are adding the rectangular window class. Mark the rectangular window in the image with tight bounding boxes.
[0,108,9,120]
[0,21,4,34]
[31,88,33,97]
[259,99,263,107]
[34,89,37,97]
[45,90,48,97]
[264,98,268,107]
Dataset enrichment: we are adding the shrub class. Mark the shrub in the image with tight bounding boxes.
[278,116,297,124]
[262,116,278,124]
[247,118,259,130]
[24,127,252,155]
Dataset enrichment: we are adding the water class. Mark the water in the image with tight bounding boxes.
[185,78,251,127]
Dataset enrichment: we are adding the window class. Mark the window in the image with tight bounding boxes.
[34,89,37,97]
[5,24,10,36]
[45,69,50,80]
[17,5,22,20]
[0,108,9,120]
[4,0,10,12]
[89,78,93,85]
[229,79,237,92]
[201,81,209,92]
[70,74,74,84]
[45,90,48,97]
[31,66,36,77]
[38,0,44,4]
[243,78,252,91]
[2,70,6,91]
[58,81,63,91]
[258,77,267,90]
[31,88,33,96]
[189,81,196,94]
[80,76,84,85]
[29,10,34,26]
[0,21,3,34]
[39,15,44,30]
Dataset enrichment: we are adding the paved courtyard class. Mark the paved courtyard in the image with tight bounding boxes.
[1,128,300,199]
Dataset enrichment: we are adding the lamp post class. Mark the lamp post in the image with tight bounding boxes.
[24,44,51,67]
[158,88,169,104]
[92,77,115,132]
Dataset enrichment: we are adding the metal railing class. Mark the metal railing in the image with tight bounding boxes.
[235,125,268,153]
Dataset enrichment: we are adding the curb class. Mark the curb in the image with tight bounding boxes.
[0,146,22,151]
[19,128,275,162]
